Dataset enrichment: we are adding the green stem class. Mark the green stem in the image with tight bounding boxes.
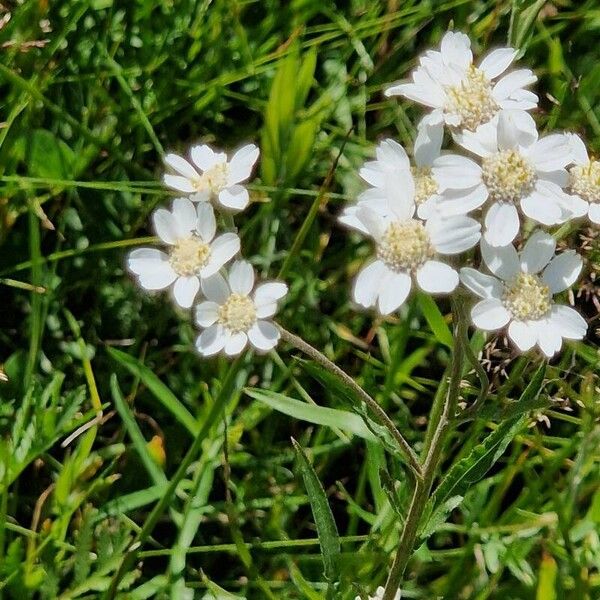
[277,326,423,480]
[382,297,468,600]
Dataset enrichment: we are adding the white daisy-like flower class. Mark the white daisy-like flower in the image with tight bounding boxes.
[432,111,587,247]
[385,31,537,134]
[460,232,587,357]
[344,189,480,315]
[565,133,600,224]
[163,143,259,212]
[127,198,240,309]
[355,586,401,600]
[195,261,288,357]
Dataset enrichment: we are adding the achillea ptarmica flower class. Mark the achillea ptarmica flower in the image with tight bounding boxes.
[433,111,587,246]
[385,31,537,134]
[195,260,288,357]
[163,143,259,211]
[342,188,480,315]
[127,198,240,309]
[355,586,401,600]
[565,133,600,224]
[460,232,587,357]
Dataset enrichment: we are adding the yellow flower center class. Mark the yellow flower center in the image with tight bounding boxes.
[169,237,211,276]
[482,149,537,203]
[502,273,551,321]
[377,220,434,272]
[569,161,600,204]
[193,163,229,195]
[412,166,439,205]
[444,65,500,131]
[218,294,257,334]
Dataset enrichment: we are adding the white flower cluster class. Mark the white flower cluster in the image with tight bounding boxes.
[127,144,288,357]
[341,31,590,357]
[355,586,401,600]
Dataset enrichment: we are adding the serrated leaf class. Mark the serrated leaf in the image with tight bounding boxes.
[292,438,340,582]
[245,388,376,441]
[419,495,463,539]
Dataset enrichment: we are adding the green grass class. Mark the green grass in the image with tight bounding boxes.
[0,0,600,598]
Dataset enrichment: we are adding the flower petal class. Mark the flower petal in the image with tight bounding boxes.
[542,251,583,293]
[535,320,563,357]
[171,197,198,236]
[127,248,170,276]
[377,270,412,315]
[195,301,220,327]
[153,208,180,244]
[196,202,216,242]
[163,174,196,193]
[352,260,387,309]
[507,320,536,351]
[218,185,250,211]
[254,282,288,318]
[566,132,589,165]
[224,332,248,356]
[492,69,537,101]
[228,260,254,295]
[478,47,517,79]
[248,320,280,352]
[432,154,482,190]
[137,263,178,290]
[202,233,240,276]
[190,144,224,171]
[549,305,587,340]
[480,239,520,281]
[196,323,227,356]
[520,187,563,225]
[172,276,200,308]
[427,215,481,254]
[164,153,198,179]
[471,298,511,331]
[441,31,472,71]
[520,230,556,274]
[227,144,260,184]
[414,114,444,166]
[416,260,458,293]
[527,134,572,172]
[589,203,600,224]
[459,267,503,299]
[201,273,230,303]
[483,201,520,247]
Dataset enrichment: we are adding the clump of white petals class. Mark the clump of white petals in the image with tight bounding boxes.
[385,31,537,135]
[433,111,588,246]
[340,155,481,315]
[460,232,587,357]
[164,143,259,211]
[355,586,401,600]
[565,133,600,224]
[127,198,240,308]
[195,261,288,357]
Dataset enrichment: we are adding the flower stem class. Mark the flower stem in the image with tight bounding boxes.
[277,325,423,480]
[382,297,469,600]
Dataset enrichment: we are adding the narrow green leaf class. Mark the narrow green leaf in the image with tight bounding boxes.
[428,416,526,513]
[536,553,557,600]
[107,347,199,436]
[417,292,453,348]
[245,388,376,441]
[292,438,340,582]
[110,375,167,486]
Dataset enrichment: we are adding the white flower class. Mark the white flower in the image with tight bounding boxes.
[385,31,537,134]
[460,232,587,357]
[355,586,401,600]
[432,111,587,247]
[565,133,600,224]
[343,186,480,315]
[127,198,240,309]
[163,143,259,211]
[195,261,288,357]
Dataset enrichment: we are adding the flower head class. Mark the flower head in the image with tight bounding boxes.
[565,133,600,224]
[386,31,537,134]
[341,176,480,314]
[355,586,401,600]
[195,260,288,357]
[432,111,587,246]
[460,231,587,357]
[163,143,259,211]
[127,198,240,308]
